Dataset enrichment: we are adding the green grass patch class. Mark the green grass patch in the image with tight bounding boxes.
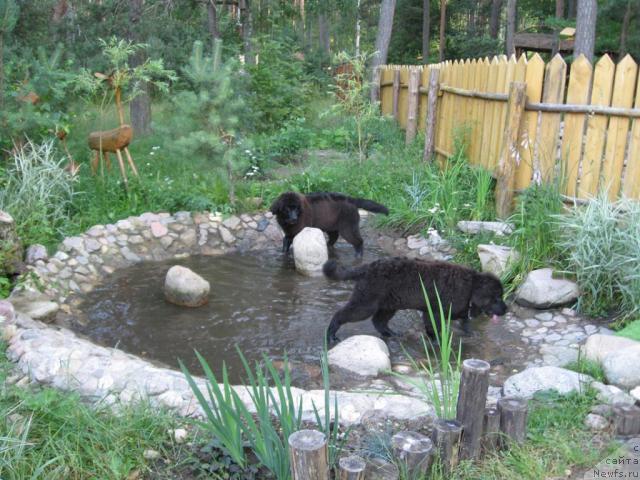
[615,319,640,342]
[564,358,606,383]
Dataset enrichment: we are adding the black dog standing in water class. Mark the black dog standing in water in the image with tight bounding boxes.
[323,257,508,343]
[269,191,389,257]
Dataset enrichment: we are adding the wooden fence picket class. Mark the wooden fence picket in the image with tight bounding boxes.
[622,67,640,198]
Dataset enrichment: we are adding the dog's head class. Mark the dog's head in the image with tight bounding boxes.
[270,192,303,226]
[470,272,508,322]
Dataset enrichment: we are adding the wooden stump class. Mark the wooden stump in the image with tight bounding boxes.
[613,404,640,436]
[288,430,329,480]
[391,431,433,476]
[482,406,501,453]
[498,397,528,447]
[456,359,491,460]
[431,418,462,473]
[338,455,366,480]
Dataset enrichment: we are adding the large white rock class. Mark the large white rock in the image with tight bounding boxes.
[515,268,579,309]
[328,335,391,377]
[503,366,593,399]
[590,381,636,406]
[457,221,514,236]
[602,344,640,389]
[477,244,520,277]
[24,244,48,264]
[292,227,328,276]
[164,265,210,307]
[581,334,640,364]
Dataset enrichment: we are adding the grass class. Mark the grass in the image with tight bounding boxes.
[615,319,640,341]
[564,357,606,383]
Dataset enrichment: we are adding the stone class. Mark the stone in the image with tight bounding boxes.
[164,265,210,307]
[0,300,15,322]
[601,344,640,389]
[15,301,59,323]
[150,221,168,238]
[328,335,391,377]
[24,244,48,264]
[116,219,133,231]
[477,244,519,277]
[219,226,235,244]
[292,228,329,276]
[524,319,540,328]
[120,248,141,263]
[0,210,23,274]
[62,236,85,253]
[179,230,196,247]
[457,220,514,236]
[539,345,578,367]
[128,235,144,245]
[515,268,580,309]
[590,381,636,406]
[630,386,640,402]
[582,334,639,364]
[535,312,553,322]
[170,428,188,444]
[222,216,241,230]
[143,449,161,460]
[584,413,609,431]
[160,236,174,249]
[503,366,593,399]
[406,234,429,250]
[84,238,101,252]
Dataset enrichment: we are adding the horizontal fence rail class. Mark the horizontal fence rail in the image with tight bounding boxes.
[376,53,640,209]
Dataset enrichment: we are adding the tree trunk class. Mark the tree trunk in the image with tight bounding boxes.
[370,0,397,100]
[438,0,446,61]
[207,0,219,50]
[619,0,632,58]
[574,0,597,61]
[0,33,4,111]
[505,0,516,56]
[489,0,501,38]
[422,0,430,62]
[129,0,151,135]
[318,12,330,54]
[567,0,576,18]
[356,0,361,57]
[555,0,564,18]
[240,0,255,65]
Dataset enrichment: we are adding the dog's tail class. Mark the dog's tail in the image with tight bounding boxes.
[323,260,369,281]
[347,197,389,215]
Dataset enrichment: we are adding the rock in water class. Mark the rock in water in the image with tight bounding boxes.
[292,227,328,276]
[164,265,210,307]
[328,335,391,377]
[515,268,579,308]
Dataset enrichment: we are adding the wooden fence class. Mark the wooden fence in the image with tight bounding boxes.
[376,53,640,215]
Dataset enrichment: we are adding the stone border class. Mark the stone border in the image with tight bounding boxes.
[1,210,439,426]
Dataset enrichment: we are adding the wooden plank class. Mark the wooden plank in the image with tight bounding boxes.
[471,58,490,166]
[496,82,528,217]
[622,65,640,198]
[392,69,401,120]
[561,55,593,197]
[435,62,452,160]
[398,67,410,128]
[480,57,501,169]
[488,57,509,170]
[406,68,422,144]
[424,68,441,162]
[460,59,473,151]
[492,56,517,171]
[467,60,480,164]
[536,54,567,182]
[418,66,430,132]
[380,68,394,116]
[601,54,638,200]
[516,53,545,191]
[579,55,615,198]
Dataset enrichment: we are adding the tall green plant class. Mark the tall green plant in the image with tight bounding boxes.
[0,0,18,109]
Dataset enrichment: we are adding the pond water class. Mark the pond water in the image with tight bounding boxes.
[73,242,526,387]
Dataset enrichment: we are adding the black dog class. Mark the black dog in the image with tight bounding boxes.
[323,257,507,342]
[269,192,389,257]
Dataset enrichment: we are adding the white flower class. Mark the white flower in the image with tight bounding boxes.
[149,152,155,156]
[152,146,160,150]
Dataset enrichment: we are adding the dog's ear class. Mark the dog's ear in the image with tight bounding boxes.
[270,196,283,215]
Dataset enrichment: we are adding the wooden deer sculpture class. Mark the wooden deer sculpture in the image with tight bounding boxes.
[88,72,139,186]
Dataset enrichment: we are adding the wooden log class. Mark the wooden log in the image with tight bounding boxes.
[495,81,527,218]
[88,125,133,153]
[405,68,421,145]
[439,84,509,101]
[288,430,329,480]
[371,66,382,104]
[482,406,501,453]
[456,358,491,460]
[430,418,462,473]
[391,431,433,476]
[525,101,640,118]
[498,397,528,447]
[392,70,401,120]
[338,455,366,480]
[115,149,129,187]
[423,68,440,162]
[613,404,640,436]
[123,147,139,177]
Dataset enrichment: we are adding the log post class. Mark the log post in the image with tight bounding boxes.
[371,66,382,105]
[482,406,501,453]
[391,431,433,476]
[289,430,329,480]
[430,418,462,473]
[495,81,527,218]
[613,404,640,436]
[338,455,366,480]
[423,68,440,162]
[498,397,528,447]
[405,68,422,144]
[392,69,401,120]
[456,359,491,460]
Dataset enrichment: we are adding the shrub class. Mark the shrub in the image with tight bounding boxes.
[0,139,76,246]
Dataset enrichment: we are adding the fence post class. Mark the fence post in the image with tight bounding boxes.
[405,68,422,144]
[423,68,440,162]
[495,81,527,218]
[289,430,329,480]
[456,359,491,460]
[431,418,463,473]
[497,397,528,447]
[338,455,366,480]
[391,431,433,476]
[392,69,401,120]
[613,404,640,436]
[371,66,382,105]
[481,406,501,453]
